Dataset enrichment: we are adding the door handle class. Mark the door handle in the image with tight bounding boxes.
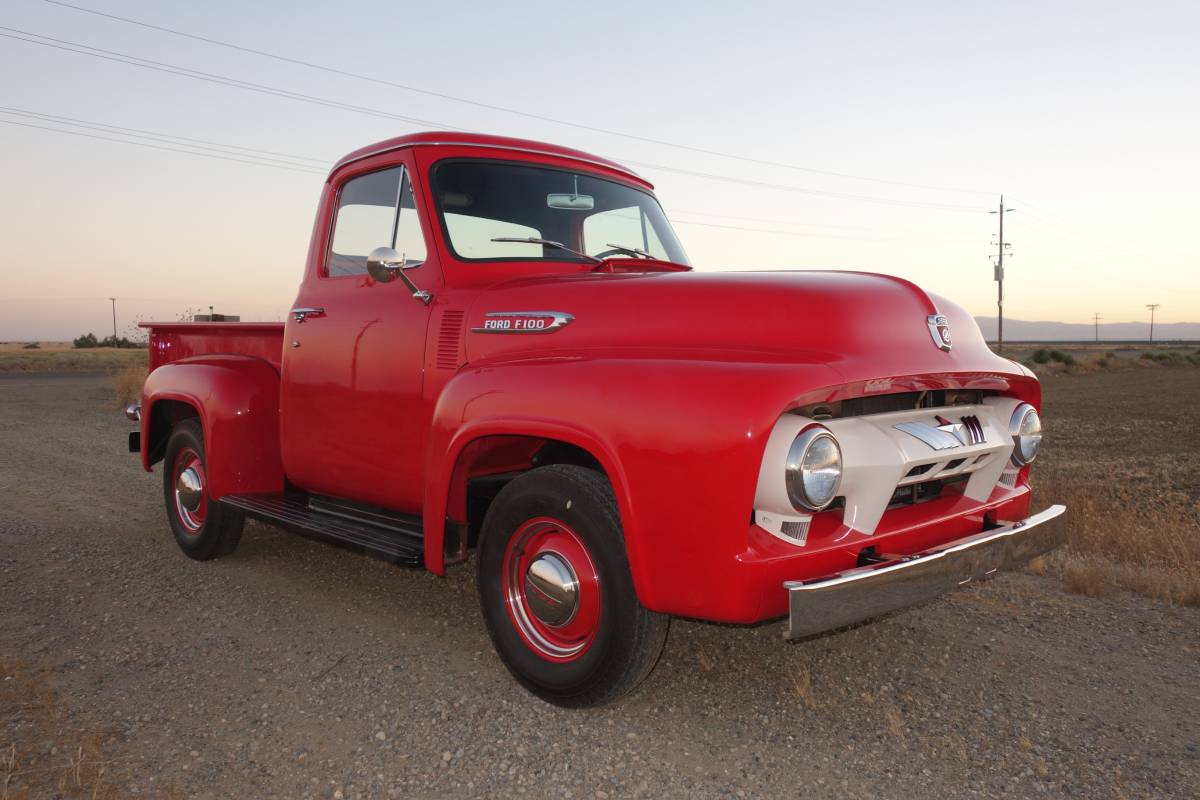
[291,307,325,323]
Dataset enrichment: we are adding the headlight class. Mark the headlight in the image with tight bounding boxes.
[785,427,843,511]
[1008,404,1043,466]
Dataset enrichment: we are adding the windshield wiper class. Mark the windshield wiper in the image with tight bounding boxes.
[490,237,601,264]
[603,243,652,259]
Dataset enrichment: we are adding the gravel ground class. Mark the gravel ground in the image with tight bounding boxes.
[1,372,1197,799]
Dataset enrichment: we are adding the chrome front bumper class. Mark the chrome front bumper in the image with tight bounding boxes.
[783,504,1066,639]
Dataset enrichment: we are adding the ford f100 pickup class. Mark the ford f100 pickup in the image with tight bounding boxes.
[125,132,1064,706]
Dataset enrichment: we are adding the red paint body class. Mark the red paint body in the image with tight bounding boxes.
[138,132,1041,624]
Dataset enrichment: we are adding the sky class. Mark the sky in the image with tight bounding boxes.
[1,0,1197,340]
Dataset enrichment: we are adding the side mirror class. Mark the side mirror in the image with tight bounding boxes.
[366,246,432,305]
[366,246,406,283]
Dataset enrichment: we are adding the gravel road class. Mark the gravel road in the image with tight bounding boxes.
[2,372,1197,799]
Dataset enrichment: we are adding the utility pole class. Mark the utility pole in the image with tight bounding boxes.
[108,297,117,338]
[989,196,1015,353]
[1092,312,1101,342]
[1146,304,1160,344]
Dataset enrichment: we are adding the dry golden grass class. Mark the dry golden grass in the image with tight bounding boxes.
[1035,475,1200,606]
[111,365,149,407]
[0,343,146,373]
[1034,367,1200,606]
[1,657,127,799]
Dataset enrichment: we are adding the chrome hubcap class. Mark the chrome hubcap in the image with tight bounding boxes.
[523,552,579,627]
[176,468,203,512]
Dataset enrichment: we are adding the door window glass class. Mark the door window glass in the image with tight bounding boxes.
[327,167,402,276]
[392,171,427,266]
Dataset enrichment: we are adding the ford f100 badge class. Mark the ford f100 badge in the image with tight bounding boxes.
[927,314,952,351]
[472,311,574,334]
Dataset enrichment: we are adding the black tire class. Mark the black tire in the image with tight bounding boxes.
[162,419,244,560]
[477,464,669,707]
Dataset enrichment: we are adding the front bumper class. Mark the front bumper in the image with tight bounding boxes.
[783,504,1066,639]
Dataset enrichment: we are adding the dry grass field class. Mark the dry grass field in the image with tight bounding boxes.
[1033,364,1200,605]
[0,342,146,375]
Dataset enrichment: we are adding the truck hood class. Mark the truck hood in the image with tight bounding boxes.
[463,270,1020,386]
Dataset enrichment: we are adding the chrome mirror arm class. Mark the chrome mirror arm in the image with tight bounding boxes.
[366,246,433,305]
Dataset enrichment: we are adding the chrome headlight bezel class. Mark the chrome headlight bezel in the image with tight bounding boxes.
[1008,404,1043,466]
[785,426,843,512]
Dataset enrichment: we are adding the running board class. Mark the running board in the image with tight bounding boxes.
[220,493,424,566]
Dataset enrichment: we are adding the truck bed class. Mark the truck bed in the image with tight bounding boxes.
[140,322,286,371]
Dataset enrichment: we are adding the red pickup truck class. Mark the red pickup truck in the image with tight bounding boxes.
[126,132,1064,706]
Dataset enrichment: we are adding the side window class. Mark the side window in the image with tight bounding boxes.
[326,166,427,276]
[392,171,427,266]
[327,167,401,276]
[582,206,669,259]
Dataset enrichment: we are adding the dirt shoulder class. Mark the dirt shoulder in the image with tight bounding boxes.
[1,373,1197,799]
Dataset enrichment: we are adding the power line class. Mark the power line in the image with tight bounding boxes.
[672,218,976,244]
[0,106,329,164]
[39,0,995,197]
[0,26,988,213]
[625,158,984,211]
[0,110,980,247]
[1011,199,1192,263]
[0,27,467,131]
[0,108,327,169]
[0,118,325,174]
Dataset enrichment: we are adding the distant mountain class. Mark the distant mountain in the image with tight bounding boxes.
[974,317,1200,342]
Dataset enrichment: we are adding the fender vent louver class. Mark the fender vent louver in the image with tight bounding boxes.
[436,310,465,370]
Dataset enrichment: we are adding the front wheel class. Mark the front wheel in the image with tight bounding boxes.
[477,465,669,707]
[162,419,244,560]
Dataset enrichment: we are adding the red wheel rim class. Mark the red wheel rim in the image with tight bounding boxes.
[502,517,601,662]
[172,447,207,533]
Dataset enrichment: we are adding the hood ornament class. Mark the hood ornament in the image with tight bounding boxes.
[926,314,952,351]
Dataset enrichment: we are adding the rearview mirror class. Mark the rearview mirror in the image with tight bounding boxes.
[547,193,594,211]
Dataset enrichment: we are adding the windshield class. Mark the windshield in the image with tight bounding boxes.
[431,160,690,265]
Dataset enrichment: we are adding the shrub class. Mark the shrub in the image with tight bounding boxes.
[22,342,39,349]
[1032,348,1051,364]
[1049,350,1075,366]
[73,333,143,349]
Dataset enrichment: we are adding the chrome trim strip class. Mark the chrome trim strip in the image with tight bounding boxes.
[471,311,575,334]
[333,140,642,182]
[783,504,1066,639]
[894,421,962,450]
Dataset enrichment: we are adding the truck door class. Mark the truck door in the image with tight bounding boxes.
[279,160,438,513]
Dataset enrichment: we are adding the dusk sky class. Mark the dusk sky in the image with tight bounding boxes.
[1,0,1197,340]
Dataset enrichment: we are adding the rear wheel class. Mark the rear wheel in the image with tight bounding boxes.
[477,465,669,707]
[162,419,243,560]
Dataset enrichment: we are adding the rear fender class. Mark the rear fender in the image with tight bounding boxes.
[141,355,283,499]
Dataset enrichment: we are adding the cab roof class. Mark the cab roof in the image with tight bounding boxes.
[331,131,647,187]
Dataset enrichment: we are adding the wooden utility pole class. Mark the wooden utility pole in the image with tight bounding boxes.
[989,197,1014,352]
[1092,312,1101,342]
[108,297,117,338]
[1146,304,1160,344]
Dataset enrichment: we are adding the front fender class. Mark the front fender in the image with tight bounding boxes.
[423,354,840,615]
[142,355,283,500]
